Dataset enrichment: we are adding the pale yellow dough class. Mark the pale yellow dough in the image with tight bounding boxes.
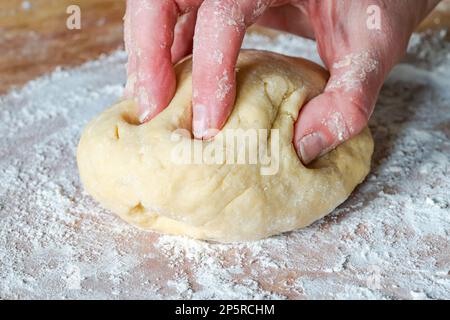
[77,50,373,242]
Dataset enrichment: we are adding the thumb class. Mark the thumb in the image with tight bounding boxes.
[294,58,384,164]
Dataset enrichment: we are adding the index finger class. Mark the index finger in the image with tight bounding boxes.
[192,0,272,139]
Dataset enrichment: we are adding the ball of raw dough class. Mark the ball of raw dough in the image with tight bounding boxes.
[77,50,373,242]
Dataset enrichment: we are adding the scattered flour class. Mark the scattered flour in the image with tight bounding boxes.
[328,51,379,92]
[0,31,449,299]
[215,70,232,101]
[212,49,224,65]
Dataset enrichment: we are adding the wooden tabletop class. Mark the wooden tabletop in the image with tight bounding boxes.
[1,0,450,300]
[0,0,125,94]
[1,0,449,95]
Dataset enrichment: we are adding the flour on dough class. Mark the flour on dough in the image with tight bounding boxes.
[77,50,373,242]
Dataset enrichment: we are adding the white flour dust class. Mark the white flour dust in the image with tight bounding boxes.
[328,51,379,92]
[0,31,449,299]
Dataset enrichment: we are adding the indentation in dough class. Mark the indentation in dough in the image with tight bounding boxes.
[262,80,296,129]
[121,111,140,125]
[114,125,120,140]
[263,81,282,139]
[263,81,277,110]
[129,202,146,215]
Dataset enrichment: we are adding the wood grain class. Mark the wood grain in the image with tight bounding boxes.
[0,0,125,94]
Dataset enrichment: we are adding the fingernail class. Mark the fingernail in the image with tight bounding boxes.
[137,87,152,123]
[193,104,209,139]
[138,108,151,123]
[297,132,328,165]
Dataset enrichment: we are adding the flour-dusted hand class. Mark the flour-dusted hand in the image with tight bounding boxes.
[124,0,440,162]
[290,0,441,163]
[124,0,278,134]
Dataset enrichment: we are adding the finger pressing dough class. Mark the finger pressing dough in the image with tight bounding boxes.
[77,50,374,242]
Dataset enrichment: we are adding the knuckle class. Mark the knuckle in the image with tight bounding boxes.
[325,92,371,144]
[175,0,202,13]
[345,97,371,135]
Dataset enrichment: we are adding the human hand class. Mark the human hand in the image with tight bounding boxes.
[124,0,440,163]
